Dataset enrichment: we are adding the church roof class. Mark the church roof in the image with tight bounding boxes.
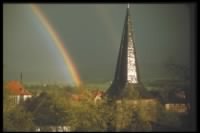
[107,6,143,99]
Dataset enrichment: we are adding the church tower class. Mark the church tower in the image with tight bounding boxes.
[107,4,145,99]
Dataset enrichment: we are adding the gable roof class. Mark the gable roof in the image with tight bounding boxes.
[5,81,32,96]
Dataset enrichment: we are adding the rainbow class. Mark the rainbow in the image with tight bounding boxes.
[31,4,82,86]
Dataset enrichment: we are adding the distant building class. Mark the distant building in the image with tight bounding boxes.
[165,103,188,113]
[164,88,189,113]
[93,90,105,104]
[35,126,70,132]
[5,80,32,104]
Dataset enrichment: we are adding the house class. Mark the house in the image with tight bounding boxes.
[35,126,71,132]
[164,88,189,113]
[93,90,105,104]
[5,80,32,104]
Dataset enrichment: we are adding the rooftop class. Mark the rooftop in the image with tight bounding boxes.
[5,80,32,96]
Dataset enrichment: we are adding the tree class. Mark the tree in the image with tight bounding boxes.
[164,56,195,131]
[3,87,35,132]
[3,105,35,132]
[63,97,113,132]
[23,92,68,131]
[120,85,141,100]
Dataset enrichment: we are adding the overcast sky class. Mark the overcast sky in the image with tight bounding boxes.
[3,4,195,84]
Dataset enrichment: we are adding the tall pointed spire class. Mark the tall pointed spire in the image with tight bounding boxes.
[107,6,144,99]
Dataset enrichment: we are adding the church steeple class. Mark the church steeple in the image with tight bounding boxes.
[107,5,143,99]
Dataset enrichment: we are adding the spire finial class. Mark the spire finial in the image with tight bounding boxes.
[128,3,130,8]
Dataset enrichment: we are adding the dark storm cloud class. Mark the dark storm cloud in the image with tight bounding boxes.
[3,4,194,84]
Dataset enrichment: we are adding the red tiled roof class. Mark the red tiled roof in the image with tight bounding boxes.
[5,81,32,96]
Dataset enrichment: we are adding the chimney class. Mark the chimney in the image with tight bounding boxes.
[20,72,23,84]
